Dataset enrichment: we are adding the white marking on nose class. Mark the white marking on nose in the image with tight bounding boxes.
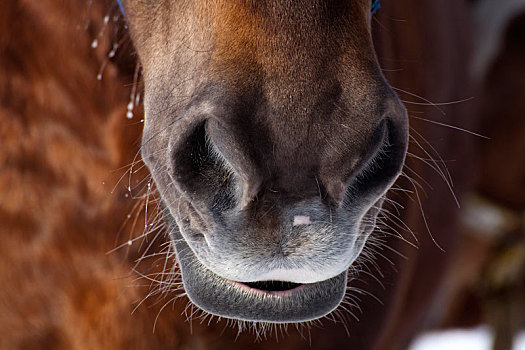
[293,215,311,226]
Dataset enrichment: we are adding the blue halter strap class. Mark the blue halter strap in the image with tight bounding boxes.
[371,0,381,15]
[116,0,125,15]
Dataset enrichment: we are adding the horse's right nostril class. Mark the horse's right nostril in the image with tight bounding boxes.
[171,117,262,213]
[171,120,238,209]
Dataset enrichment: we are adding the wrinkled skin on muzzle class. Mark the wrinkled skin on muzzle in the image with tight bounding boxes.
[121,0,408,322]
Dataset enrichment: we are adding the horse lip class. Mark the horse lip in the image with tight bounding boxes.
[168,221,347,322]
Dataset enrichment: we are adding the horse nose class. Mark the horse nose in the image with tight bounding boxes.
[168,89,407,214]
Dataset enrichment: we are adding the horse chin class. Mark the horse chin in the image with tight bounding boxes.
[168,223,347,323]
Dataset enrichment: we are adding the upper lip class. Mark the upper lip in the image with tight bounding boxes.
[170,224,347,322]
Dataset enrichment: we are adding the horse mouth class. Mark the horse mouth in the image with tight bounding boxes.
[234,280,305,296]
[169,226,347,323]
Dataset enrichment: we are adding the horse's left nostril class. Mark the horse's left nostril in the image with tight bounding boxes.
[345,117,407,201]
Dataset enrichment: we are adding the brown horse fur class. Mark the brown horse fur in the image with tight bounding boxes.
[0,0,478,349]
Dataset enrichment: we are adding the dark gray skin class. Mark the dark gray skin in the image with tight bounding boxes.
[122,0,408,322]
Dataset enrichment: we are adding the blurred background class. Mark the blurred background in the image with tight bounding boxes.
[0,0,523,349]
[405,0,525,348]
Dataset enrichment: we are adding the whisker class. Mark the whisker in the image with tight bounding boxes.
[410,115,489,139]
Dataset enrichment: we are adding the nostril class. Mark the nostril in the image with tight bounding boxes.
[171,120,215,192]
[171,120,238,210]
[205,118,263,209]
[346,118,407,199]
